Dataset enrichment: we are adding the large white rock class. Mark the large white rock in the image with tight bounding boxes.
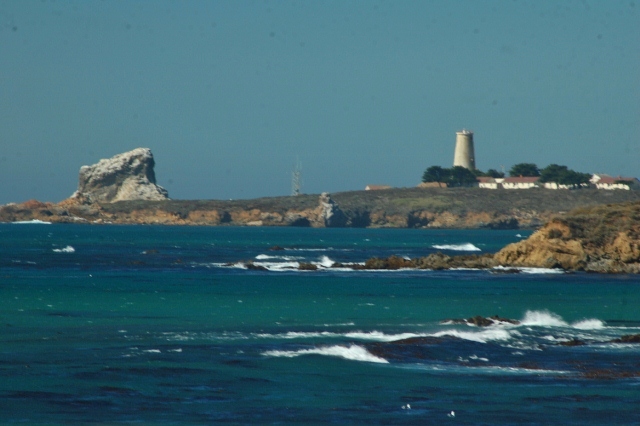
[73,148,169,203]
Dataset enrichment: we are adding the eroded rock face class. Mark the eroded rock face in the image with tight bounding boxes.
[494,202,640,273]
[72,148,169,203]
[318,192,347,227]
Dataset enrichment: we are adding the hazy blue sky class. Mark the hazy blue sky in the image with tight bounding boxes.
[1,0,638,203]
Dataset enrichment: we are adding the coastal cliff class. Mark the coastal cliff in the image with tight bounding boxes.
[1,188,640,229]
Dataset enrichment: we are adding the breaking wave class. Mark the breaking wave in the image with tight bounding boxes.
[431,243,481,251]
[262,345,388,364]
[52,246,75,253]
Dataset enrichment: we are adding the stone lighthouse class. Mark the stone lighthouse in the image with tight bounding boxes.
[453,129,475,170]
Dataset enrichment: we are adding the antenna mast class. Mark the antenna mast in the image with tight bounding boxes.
[291,158,302,196]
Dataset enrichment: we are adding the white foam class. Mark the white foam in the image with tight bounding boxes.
[520,310,568,327]
[431,243,481,251]
[491,266,565,274]
[520,311,606,330]
[344,331,422,342]
[517,267,565,274]
[317,255,335,268]
[255,331,339,339]
[254,261,300,271]
[52,245,75,253]
[262,344,388,364]
[12,219,52,224]
[572,319,606,330]
[253,330,420,342]
[431,328,513,343]
[255,254,303,261]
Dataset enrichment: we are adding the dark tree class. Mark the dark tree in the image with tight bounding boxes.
[509,163,540,177]
[539,164,591,187]
[485,169,505,178]
[446,166,479,187]
[422,166,448,185]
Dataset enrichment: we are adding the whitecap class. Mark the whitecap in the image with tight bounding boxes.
[317,255,334,268]
[431,328,513,343]
[12,219,52,224]
[517,267,565,274]
[253,261,300,271]
[572,319,606,330]
[520,310,568,327]
[262,344,388,364]
[491,266,564,274]
[255,254,303,261]
[431,243,481,251]
[344,331,422,342]
[52,246,75,253]
[254,331,339,339]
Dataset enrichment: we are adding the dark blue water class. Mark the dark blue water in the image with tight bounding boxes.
[1,224,639,424]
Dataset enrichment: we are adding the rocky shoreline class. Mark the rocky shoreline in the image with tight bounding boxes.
[2,148,639,273]
[231,201,640,274]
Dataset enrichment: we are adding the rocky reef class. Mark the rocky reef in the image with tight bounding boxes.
[72,148,168,203]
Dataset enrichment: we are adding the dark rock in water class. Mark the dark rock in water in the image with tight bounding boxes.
[610,333,640,343]
[466,316,497,327]
[268,246,285,251]
[298,262,318,271]
[366,336,460,361]
[443,315,520,327]
[245,262,267,271]
[490,267,521,274]
[558,339,586,346]
[362,255,413,270]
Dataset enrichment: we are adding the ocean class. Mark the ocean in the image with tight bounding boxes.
[1,223,639,425]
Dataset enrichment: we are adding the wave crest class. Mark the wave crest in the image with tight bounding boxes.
[262,345,388,363]
[431,243,481,252]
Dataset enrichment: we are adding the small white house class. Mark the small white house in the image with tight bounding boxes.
[543,182,586,190]
[477,177,502,189]
[591,174,638,190]
[500,177,539,189]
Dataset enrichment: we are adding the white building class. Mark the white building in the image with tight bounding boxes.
[591,174,639,190]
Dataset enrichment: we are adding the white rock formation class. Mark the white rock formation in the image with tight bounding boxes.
[319,192,347,227]
[72,148,169,203]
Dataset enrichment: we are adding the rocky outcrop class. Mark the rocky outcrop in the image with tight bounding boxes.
[318,192,347,227]
[494,202,640,273]
[72,148,168,203]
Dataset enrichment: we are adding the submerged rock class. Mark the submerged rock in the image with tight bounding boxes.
[72,148,169,203]
[610,333,640,343]
[443,315,520,327]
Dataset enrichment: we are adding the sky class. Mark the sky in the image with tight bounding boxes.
[1,0,638,203]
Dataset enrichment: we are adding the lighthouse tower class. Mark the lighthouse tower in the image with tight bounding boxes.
[453,129,475,170]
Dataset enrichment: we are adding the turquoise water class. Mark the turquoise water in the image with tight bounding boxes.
[1,224,639,424]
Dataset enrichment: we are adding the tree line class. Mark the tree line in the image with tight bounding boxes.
[422,163,592,187]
